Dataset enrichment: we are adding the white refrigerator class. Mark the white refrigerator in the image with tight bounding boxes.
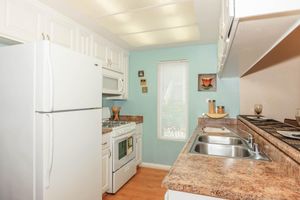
[0,41,102,200]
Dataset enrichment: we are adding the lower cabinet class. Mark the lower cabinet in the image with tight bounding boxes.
[135,123,143,166]
[102,133,111,194]
[102,148,110,194]
[136,136,142,166]
[165,190,224,200]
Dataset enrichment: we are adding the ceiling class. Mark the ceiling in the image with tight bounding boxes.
[38,0,221,50]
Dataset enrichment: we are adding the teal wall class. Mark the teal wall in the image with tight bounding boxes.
[103,44,240,166]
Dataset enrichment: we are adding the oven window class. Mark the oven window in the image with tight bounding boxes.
[118,140,127,160]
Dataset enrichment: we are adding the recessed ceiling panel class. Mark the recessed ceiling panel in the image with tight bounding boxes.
[38,0,220,49]
[97,1,197,35]
[55,0,182,18]
[120,25,200,47]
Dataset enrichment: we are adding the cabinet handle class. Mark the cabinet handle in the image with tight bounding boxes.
[108,149,112,158]
[42,33,46,40]
[47,34,50,41]
[102,142,107,145]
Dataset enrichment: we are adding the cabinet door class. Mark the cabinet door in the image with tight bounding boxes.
[77,28,92,56]
[110,47,121,71]
[0,0,42,42]
[93,35,107,61]
[102,148,110,194]
[105,45,121,72]
[122,53,129,99]
[45,14,76,50]
[222,0,235,39]
[136,137,142,166]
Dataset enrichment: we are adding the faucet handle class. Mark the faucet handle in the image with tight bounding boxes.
[253,143,259,152]
[247,134,253,142]
[247,134,254,149]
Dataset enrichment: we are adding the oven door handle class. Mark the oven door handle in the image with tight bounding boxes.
[114,131,136,141]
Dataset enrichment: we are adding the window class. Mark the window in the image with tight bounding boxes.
[157,60,188,141]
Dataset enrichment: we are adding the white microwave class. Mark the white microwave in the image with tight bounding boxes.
[103,68,124,95]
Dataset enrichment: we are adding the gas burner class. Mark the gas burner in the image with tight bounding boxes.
[102,120,130,128]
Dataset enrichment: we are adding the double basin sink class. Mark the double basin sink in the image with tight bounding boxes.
[190,129,269,161]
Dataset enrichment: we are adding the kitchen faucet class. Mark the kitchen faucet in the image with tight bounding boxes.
[247,134,254,149]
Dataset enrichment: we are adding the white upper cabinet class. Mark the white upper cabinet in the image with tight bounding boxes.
[104,45,122,73]
[77,27,93,56]
[43,13,76,50]
[0,0,42,42]
[218,0,300,78]
[93,35,107,61]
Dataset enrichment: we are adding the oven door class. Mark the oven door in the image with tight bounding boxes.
[112,131,136,172]
[103,69,124,95]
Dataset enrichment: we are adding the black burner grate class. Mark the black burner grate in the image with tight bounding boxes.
[240,115,300,152]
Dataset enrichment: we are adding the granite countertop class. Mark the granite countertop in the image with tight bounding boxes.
[119,115,143,124]
[162,123,300,200]
[102,128,112,134]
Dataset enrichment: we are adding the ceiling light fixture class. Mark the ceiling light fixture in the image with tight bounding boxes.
[121,24,142,34]
[114,13,130,22]
[165,16,186,27]
[96,0,120,14]
[160,4,177,14]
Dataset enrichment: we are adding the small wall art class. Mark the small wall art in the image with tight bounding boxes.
[142,86,148,93]
[198,73,217,91]
[140,79,147,86]
[138,70,144,77]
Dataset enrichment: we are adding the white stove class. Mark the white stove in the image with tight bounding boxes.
[102,107,137,193]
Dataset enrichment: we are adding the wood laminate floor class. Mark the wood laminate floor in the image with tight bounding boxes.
[103,167,169,200]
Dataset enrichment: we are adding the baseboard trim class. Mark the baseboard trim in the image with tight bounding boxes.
[140,162,171,171]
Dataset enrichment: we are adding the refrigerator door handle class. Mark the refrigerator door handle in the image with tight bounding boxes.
[45,113,54,188]
[46,42,54,111]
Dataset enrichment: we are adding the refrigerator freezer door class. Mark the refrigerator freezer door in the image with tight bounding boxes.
[36,41,102,112]
[35,109,102,200]
[0,43,36,200]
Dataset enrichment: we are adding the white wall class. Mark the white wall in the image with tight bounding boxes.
[240,27,300,122]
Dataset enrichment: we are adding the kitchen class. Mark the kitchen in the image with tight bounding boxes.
[0,0,300,200]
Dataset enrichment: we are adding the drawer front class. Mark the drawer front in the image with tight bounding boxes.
[136,124,143,135]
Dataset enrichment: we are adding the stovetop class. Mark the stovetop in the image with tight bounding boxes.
[102,120,130,128]
[240,115,300,150]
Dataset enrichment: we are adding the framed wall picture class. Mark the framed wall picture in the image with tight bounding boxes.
[142,86,148,93]
[140,79,147,86]
[198,74,217,91]
[138,70,144,77]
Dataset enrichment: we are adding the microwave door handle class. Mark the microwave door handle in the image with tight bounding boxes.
[118,78,124,93]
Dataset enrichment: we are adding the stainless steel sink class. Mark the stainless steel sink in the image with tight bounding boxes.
[190,134,270,161]
[198,135,245,145]
[192,142,251,158]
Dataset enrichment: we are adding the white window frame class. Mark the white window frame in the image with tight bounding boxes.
[157,60,189,142]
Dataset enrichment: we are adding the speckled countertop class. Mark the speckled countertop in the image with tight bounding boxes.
[162,124,300,200]
[102,128,112,134]
[119,115,143,124]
